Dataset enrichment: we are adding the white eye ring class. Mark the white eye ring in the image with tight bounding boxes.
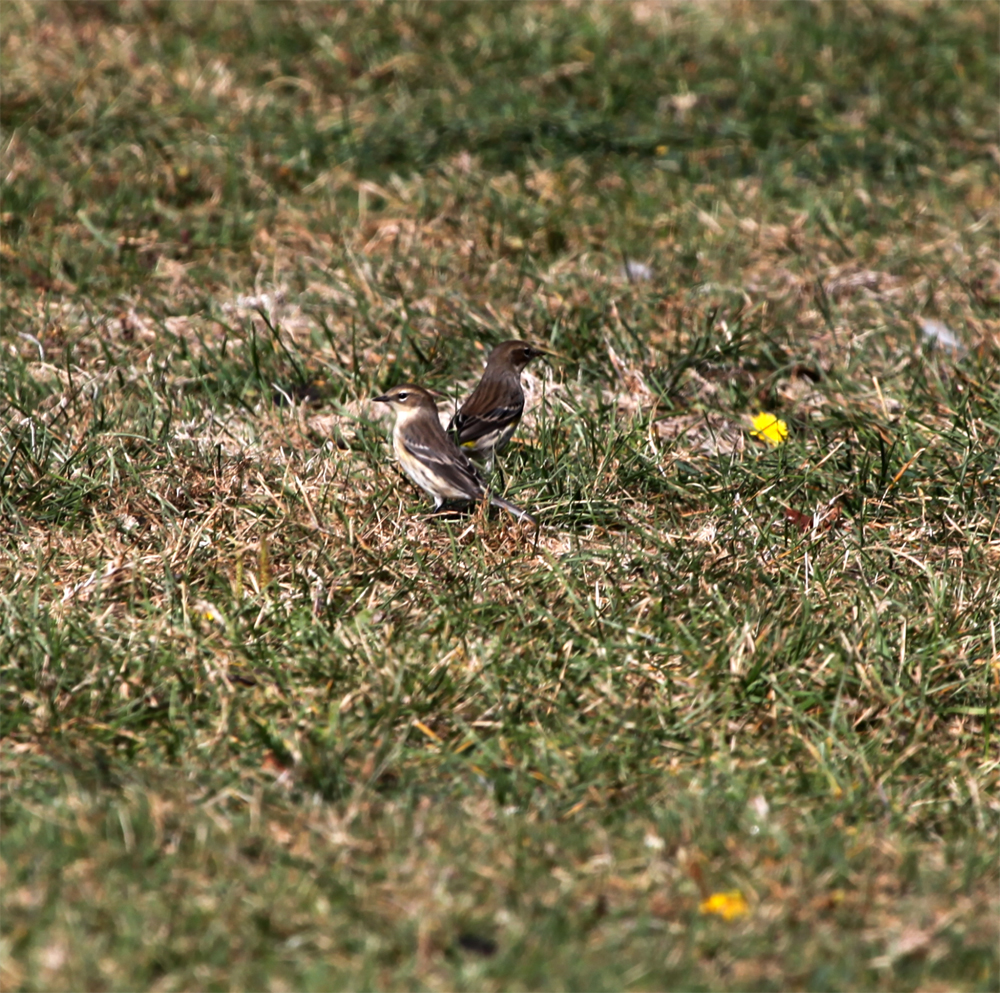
[396,392,408,401]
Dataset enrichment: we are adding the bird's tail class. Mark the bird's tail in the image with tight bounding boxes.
[488,493,537,526]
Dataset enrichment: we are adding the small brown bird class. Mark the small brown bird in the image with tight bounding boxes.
[448,340,544,473]
[373,384,536,525]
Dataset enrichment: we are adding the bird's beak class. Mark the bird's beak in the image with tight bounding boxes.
[372,394,390,403]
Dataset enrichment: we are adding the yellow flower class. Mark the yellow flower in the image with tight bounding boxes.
[196,601,226,628]
[700,889,750,920]
[750,412,788,447]
[655,144,668,156]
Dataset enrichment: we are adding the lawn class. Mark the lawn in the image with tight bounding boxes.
[2,2,998,990]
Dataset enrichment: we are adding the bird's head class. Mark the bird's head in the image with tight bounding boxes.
[488,339,546,373]
[372,384,440,420]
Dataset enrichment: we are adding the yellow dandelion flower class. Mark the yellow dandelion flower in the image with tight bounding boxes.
[196,602,227,629]
[750,412,788,447]
[700,889,750,920]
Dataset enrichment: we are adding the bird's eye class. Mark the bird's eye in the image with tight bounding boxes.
[396,391,408,401]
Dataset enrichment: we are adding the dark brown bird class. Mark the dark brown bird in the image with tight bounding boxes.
[448,340,544,473]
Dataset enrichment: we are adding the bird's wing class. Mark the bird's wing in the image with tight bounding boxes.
[449,399,524,444]
[401,432,484,500]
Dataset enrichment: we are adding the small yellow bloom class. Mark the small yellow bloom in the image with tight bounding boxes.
[196,602,228,630]
[750,412,788,447]
[655,144,668,156]
[700,890,750,920]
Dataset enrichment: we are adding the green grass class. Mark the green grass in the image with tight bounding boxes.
[2,2,998,990]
